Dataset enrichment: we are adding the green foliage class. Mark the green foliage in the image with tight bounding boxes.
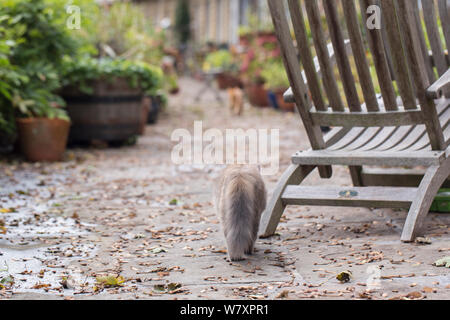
[43,0,99,56]
[89,1,175,94]
[91,2,165,64]
[203,50,237,73]
[0,0,166,141]
[260,60,289,90]
[174,0,191,45]
[3,0,77,67]
[0,0,75,135]
[238,12,274,37]
[61,56,164,96]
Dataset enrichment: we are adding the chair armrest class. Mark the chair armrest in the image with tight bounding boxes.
[427,68,450,99]
[284,39,352,103]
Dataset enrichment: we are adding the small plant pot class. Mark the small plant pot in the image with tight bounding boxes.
[216,73,242,90]
[147,95,162,124]
[245,83,270,107]
[274,89,295,112]
[169,87,180,95]
[16,118,70,162]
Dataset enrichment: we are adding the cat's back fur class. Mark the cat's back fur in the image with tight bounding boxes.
[215,165,267,261]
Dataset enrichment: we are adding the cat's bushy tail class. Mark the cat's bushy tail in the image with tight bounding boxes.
[223,177,259,261]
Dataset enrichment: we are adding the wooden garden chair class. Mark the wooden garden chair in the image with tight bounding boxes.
[260,0,450,242]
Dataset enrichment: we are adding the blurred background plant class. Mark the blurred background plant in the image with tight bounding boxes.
[0,0,168,151]
[174,0,191,48]
[0,0,76,134]
[61,56,163,97]
[260,59,289,91]
[203,50,238,74]
[87,2,176,95]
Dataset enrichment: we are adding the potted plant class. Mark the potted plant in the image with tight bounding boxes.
[15,105,70,162]
[13,65,71,162]
[261,60,295,112]
[241,49,270,107]
[203,50,241,90]
[0,0,81,160]
[60,57,163,144]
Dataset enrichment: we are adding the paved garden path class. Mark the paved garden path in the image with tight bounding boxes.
[1,78,449,300]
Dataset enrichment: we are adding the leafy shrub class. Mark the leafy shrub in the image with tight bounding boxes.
[61,56,164,96]
[203,50,238,73]
[90,2,175,95]
[174,0,191,46]
[0,0,75,121]
[261,60,290,91]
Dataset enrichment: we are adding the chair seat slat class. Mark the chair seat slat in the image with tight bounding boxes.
[347,127,384,151]
[362,127,398,151]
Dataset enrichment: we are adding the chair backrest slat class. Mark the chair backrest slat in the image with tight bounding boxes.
[323,0,361,111]
[341,0,379,111]
[422,0,448,76]
[360,0,398,111]
[437,0,450,58]
[287,0,327,111]
[304,0,345,111]
[397,0,446,150]
[413,1,437,84]
[379,0,417,110]
[268,0,448,150]
[267,0,326,152]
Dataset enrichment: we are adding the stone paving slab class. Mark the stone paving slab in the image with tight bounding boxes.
[0,78,449,300]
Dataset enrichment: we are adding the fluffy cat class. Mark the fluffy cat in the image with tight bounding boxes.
[215,165,267,261]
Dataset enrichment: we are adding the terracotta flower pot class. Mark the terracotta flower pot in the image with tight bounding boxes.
[216,73,242,90]
[274,89,295,112]
[245,83,270,107]
[169,87,180,95]
[16,118,70,162]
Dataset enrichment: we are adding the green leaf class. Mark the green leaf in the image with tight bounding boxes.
[96,275,125,287]
[434,256,450,268]
[151,247,167,254]
[167,283,181,291]
[336,270,352,283]
[0,275,14,286]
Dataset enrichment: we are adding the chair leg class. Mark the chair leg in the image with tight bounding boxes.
[401,158,450,242]
[259,164,315,238]
[349,166,363,186]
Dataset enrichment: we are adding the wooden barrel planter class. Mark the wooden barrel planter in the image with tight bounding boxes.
[62,78,144,144]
